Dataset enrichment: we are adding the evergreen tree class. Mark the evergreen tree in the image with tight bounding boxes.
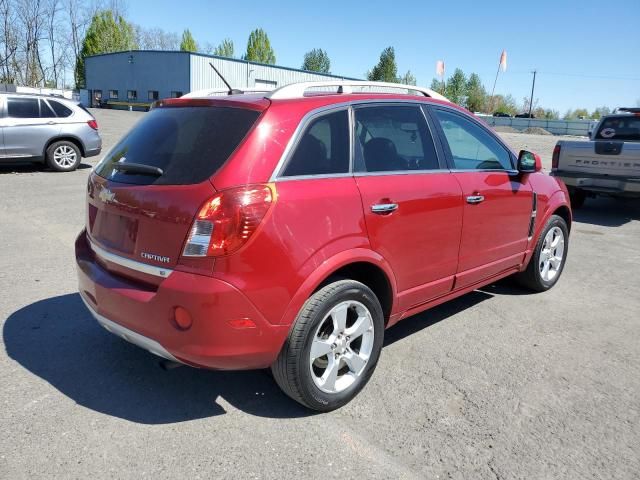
[465,73,486,112]
[367,47,397,82]
[445,68,466,105]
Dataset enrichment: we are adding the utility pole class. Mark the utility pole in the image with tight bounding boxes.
[528,70,537,117]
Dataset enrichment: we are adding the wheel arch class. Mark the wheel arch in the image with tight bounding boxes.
[44,135,86,158]
[278,249,398,328]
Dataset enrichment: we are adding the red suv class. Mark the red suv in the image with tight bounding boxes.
[76,81,571,411]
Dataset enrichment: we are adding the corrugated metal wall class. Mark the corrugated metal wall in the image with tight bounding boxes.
[477,115,593,136]
[86,51,191,102]
[189,53,358,92]
[86,51,360,100]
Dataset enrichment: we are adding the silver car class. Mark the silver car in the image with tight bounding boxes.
[0,93,102,172]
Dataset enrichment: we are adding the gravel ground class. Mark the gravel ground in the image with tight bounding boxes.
[0,109,638,479]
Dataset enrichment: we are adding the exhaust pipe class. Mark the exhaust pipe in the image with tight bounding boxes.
[158,359,183,371]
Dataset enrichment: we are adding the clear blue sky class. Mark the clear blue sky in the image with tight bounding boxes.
[127,0,640,113]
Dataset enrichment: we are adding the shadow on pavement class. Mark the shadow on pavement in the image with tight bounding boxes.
[3,293,313,424]
[0,162,92,174]
[384,290,493,346]
[5,287,499,424]
[572,197,640,227]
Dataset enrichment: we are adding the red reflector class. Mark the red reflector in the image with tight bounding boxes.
[552,145,560,170]
[173,307,193,330]
[227,318,257,329]
[87,119,98,130]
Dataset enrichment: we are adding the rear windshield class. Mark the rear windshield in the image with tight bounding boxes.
[95,106,260,185]
[595,116,640,141]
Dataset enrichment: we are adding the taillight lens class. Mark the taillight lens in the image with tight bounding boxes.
[552,145,560,170]
[87,119,98,130]
[182,184,274,257]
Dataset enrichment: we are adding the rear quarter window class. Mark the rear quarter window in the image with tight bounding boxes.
[48,100,73,117]
[95,106,260,185]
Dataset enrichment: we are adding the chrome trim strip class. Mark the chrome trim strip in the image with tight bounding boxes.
[80,295,181,363]
[88,237,173,278]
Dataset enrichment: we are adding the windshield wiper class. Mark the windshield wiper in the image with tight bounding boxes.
[112,162,163,176]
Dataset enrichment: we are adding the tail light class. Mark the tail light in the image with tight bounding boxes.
[87,119,98,130]
[552,145,560,170]
[182,184,275,258]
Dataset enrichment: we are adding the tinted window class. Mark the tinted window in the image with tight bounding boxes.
[354,105,439,172]
[95,106,260,185]
[48,100,72,117]
[595,116,640,141]
[148,90,159,101]
[40,99,56,118]
[282,110,349,177]
[7,97,39,118]
[434,109,512,170]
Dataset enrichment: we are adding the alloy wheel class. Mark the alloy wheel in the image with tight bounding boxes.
[309,300,375,394]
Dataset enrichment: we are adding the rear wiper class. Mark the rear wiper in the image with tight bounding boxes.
[112,162,163,176]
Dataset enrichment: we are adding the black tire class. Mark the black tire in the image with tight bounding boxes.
[516,214,569,292]
[568,187,586,209]
[45,140,81,172]
[272,279,384,412]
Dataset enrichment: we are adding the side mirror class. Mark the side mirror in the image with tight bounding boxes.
[517,150,542,173]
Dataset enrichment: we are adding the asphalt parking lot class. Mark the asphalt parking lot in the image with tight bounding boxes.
[1,109,639,479]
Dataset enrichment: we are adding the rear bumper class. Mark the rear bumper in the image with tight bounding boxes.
[552,170,640,194]
[85,146,102,158]
[75,230,289,370]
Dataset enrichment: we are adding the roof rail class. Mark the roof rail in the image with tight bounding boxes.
[616,107,640,114]
[266,81,449,102]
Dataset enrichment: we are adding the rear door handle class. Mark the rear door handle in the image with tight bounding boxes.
[371,203,398,214]
[466,195,485,204]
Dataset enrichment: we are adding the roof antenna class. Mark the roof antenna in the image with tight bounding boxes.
[209,62,239,95]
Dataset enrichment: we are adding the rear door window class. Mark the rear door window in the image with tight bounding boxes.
[95,106,260,185]
[7,97,40,118]
[595,117,640,141]
[354,105,439,172]
[282,110,349,177]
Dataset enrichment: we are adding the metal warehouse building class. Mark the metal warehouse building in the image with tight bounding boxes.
[84,50,357,107]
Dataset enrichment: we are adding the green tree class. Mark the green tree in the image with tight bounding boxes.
[398,70,416,86]
[302,48,330,73]
[180,29,197,52]
[243,28,276,64]
[465,73,486,112]
[492,94,518,115]
[564,108,590,119]
[213,38,234,58]
[76,10,137,88]
[591,106,611,120]
[430,78,445,95]
[367,46,397,82]
[445,68,466,105]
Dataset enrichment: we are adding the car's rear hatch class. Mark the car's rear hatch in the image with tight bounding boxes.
[86,99,266,283]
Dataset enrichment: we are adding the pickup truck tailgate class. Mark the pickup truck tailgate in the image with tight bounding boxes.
[557,141,640,177]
